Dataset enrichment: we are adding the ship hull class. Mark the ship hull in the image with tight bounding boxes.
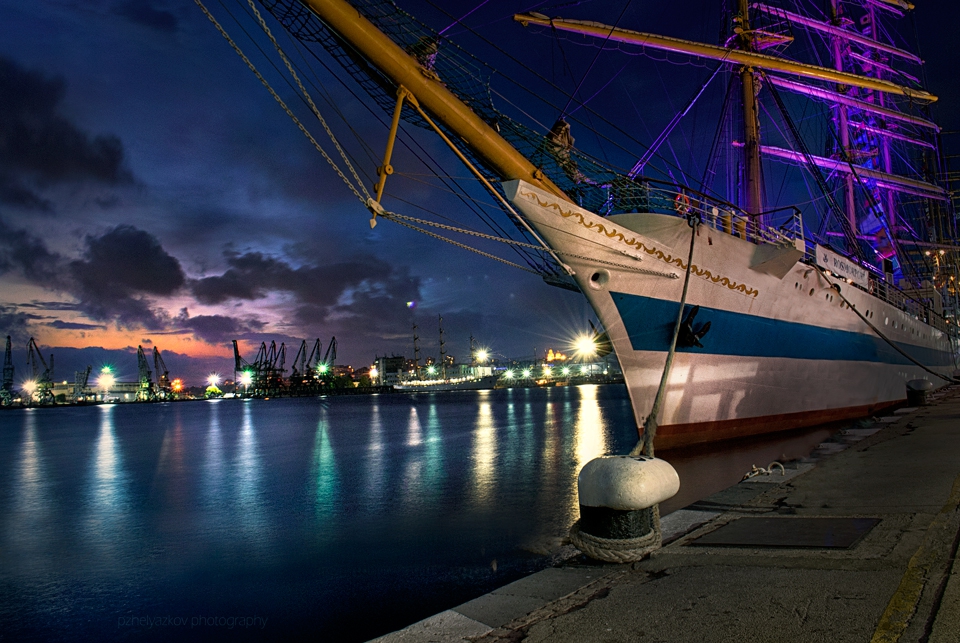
[505,180,956,449]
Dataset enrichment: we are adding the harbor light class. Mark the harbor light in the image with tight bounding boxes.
[208,374,221,387]
[97,370,115,391]
[239,371,253,387]
[22,380,37,396]
[562,367,570,376]
[574,334,598,358]
[317,363,329,375]
[171,379,183,393]
[504,370,514,379]
[476,349,489,363]
[521,369,531,378]
[543,365,552,377]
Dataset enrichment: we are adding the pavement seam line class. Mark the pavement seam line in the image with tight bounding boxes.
[870,468,960,643]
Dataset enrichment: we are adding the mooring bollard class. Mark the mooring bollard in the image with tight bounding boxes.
[906,379,933,406]
[570,455,680,563]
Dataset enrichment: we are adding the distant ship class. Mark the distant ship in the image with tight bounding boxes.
[212,0,959,448]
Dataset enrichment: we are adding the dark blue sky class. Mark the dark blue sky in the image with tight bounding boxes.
[1,0,957,384]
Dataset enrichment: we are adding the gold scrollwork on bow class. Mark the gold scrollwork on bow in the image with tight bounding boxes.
[519,188,760,298]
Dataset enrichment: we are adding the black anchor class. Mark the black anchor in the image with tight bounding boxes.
[677,305,711,348]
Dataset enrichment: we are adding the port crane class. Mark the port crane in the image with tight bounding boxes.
[1,336,14,405]
[26,337,54,404]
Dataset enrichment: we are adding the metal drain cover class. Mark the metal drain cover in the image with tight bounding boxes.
[689,517,880,549]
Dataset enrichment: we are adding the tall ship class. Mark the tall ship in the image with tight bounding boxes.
[201,0,958,448]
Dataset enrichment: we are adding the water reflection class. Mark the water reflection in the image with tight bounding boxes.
[86,404,130,559]
[402,407,424,502]
[10,411,47,558]
[570,385,610,520]
[236,401,266,547]
[202,399,225,508]
[312,406,339,522]
[470,395,496,506]
[365,400,385,510]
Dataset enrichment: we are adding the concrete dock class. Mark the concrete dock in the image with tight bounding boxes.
[374,385,960,642]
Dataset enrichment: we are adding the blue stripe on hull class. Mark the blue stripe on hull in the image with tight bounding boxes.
[611,291,952,367]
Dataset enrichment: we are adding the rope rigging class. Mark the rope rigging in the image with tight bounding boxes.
[196,0,564,278]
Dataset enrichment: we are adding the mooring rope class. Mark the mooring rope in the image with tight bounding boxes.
[631,212,701,458]
[569,506,662,564]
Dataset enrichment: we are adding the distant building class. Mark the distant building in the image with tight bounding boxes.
[375,355,405,386]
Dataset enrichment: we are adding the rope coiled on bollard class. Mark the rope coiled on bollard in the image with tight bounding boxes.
[569,506,662,564]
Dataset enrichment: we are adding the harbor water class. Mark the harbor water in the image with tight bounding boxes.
[0,385,838,641]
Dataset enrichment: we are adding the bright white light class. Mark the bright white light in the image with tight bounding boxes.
[504,370,514,379]
[543,366,552,377]
[370,367,379,379]
[97,373,115,390]
[22,380,37,395]
[427,366,436,375]
[521,369,531,378]
[562,367,570,376]
[476,349,488,363]
[316,363,329,374]
[208,374,221,387]
[239,371,253,387]
[574,334,598,358]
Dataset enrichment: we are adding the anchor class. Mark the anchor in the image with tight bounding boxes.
[677,305,711,348]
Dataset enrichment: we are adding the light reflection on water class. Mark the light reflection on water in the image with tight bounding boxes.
[0,385,840,642]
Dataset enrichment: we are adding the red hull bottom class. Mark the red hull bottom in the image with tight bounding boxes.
[652,399,903,451]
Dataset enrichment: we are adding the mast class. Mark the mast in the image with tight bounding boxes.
[830,0,857,234]
[296,0,572,204]
[737,0,764,218]
[513,13,936,102]
[438,315,446,380]
[413,323,421,380]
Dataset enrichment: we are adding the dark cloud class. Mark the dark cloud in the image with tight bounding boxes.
[0,56,133,200]
[192,251,419,310]
[112,1,178,33]
[0,216,64,283]
[0,175,53,212]
[46,320,107,330]
[175,311,264,345]
[69,225,185,327]
[0,306,31,344]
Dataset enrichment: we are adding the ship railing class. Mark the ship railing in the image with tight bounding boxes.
[644,186,802,248]
[809,254,954,334]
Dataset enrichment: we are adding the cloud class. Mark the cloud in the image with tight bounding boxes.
[174,310,265,345]
[0,306,32,344]
[0,175,53,212]
[46,320,107,330]
[0,216,64,284]
[69,225,185,326]
[112,1,179,33]
[0,56,133,212]
[192,251,419,310]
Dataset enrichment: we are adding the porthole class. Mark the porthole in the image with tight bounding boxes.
[809,288,815,296]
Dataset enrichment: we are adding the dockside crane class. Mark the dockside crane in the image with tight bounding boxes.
[73,366,92,403]
[153,347,171,398]
[1,335,14,405]
[25,337,54,404]
[318,336,337,384]
[136,345,155,401]
[290,339,324,395]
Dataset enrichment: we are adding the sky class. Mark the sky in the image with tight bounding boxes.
[1,0,958,386]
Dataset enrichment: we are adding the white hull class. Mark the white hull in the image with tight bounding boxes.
[505,180,956,448]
